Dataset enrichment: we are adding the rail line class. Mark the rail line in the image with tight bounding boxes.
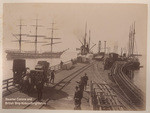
[120,64,144,101]
[90,61,144,110]
[91,62,126,110]
[121,63,144,96]
[110,62,138,110]
[111,61,144,109]
[24,61,95,109]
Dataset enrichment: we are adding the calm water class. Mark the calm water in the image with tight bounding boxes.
[133,56,146,94]
[3,51,78,79]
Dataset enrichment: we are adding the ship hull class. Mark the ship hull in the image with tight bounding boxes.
[130,61,140,70]
[6,52,63,60]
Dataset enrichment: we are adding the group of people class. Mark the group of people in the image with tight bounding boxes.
[18,65,89,106]
[36,70,56,101]
[19,68,31,94]
[74,73,89,110]
[19,68,56,101]
[19,68,44,101]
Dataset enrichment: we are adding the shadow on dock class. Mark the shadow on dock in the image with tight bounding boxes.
[3,85,69,102]
[24,86,69,101]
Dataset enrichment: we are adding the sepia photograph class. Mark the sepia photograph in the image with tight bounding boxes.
[2,3,148,111]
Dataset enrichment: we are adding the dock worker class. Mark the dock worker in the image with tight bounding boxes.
[50,70,55,83]
[22,68,31,95]
[47,70,51,86]
[77,78,84,101]
[60,61,63,69]
[74,86,82,110]
[71,59,74,65]
[79,76,84,92]
[36,80,44,101]
[83,73,88,90]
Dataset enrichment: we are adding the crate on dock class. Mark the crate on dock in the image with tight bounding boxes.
[62,64,67,70]
[77,56,82,63]
[83,57,90,63]
[13,59,26,72]
[66,63,72,70]
[62,62,73,70]
[82,57,86,62]
[13,59,26,84]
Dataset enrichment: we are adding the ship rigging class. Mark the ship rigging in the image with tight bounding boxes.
[5,18,68,60]
[77,23,96,55]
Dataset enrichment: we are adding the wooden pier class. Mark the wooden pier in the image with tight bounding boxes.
[2,60,144,110]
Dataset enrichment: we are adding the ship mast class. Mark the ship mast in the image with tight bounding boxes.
[28,18,46,53]
[12,19,27,52]
[128,22,136,57]
[132,22,135,55]
[104,41,107,54]
[43,21,61,54]
[131,25,134,56]
[84,22,87,47]
[98,41,101,53]
[19,19,23,52]
[51,22,54,53]
[35,19,38,53]
[89,30,91,49]
[128,26,131,56]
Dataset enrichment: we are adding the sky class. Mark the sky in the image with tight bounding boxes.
[3,3,148,55]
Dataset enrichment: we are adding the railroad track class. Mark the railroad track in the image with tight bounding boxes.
[90,62,127,110]
[91,61,142,110]
[121,64,144,96]
[111,62,144,109]
[94,82,125,110]
[24,61,95,109]
[110,62,138,110]
[120,64,144,100]
[85,61,143,110]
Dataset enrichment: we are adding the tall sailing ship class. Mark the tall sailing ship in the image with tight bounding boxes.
[5,19,68,60]
[127,22,141,70]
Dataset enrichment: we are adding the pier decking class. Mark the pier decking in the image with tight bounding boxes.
[2,60,144,110]
[3,62,92,109]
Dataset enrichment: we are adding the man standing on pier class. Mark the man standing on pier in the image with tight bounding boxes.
[50,70,55,84]
[74,86,82,110]
[83,73,88,90]
[60,61,63,69]
[79,76,84,92]
[36,80,44,101]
